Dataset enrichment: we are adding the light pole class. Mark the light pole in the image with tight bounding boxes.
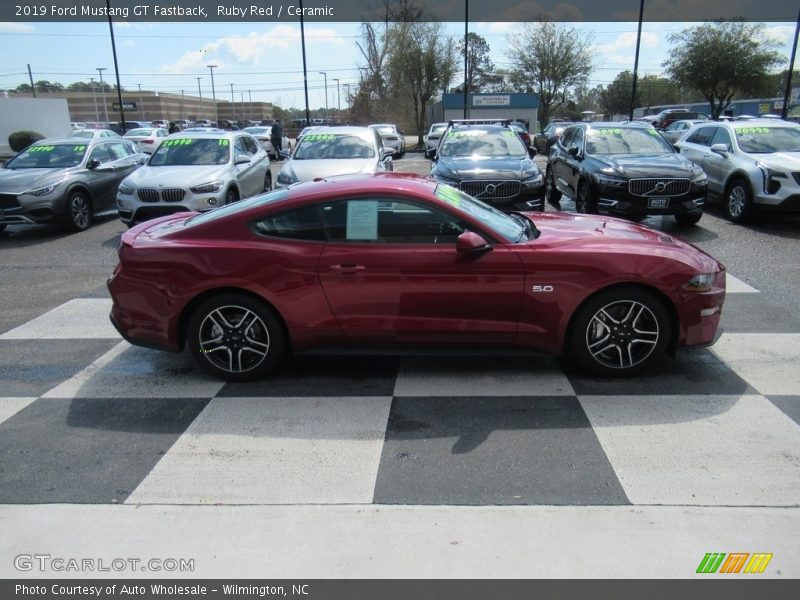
[333,78,340,114]
[248,90,253,121]
[195,77,203,121]
[230,82,235,122]
[96,67,108,125]
[90,77,99,122]
[343,83,351,109]
[207,64,218,125]
[181,89,185,120]
[137,83,145,120]
[318,71,328,119]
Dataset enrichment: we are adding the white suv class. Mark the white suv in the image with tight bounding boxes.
[675,119,800,222]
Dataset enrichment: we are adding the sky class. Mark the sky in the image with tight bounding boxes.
[0,20,796,110]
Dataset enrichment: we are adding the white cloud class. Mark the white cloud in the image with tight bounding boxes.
[0,22,34,33]
[122,40,136,48]
[159,26,343,73]
[597,32,659,55]
[765,25,796,46]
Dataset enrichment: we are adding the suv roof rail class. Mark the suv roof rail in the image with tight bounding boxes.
[447,118,511,127]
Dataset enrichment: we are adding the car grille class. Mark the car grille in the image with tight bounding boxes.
[628,178,691,197]
[460,180,521,199]
[137,188,186,203]
[0,193,20,210]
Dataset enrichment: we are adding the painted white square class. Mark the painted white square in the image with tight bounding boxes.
[394,357,574,397]
[43,341,225,399]
[711,333,800,395]
[580,394,800,506]
[726,274,759,294]
[0,299,119,339]
[0,398,38,425]
[126,396,393,504]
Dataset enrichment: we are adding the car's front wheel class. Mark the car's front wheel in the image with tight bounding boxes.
[66,189,93,232]
[225,187,239,205]
[724,178,753,223]
[674,212,702,225]
[264,171,273,192]
[545,166,561,206]
[186,293,286,382]
[576,180,598,214]
[569,287,671,377]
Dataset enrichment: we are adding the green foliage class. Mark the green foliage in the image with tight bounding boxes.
[662,21,784,118]
[8,130,45,152]
[452,32,495,94]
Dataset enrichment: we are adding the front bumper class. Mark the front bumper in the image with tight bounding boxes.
[598,194,706,217]
[0,192,66,226]
[117,190,224,224]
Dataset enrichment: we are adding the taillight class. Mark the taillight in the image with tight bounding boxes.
[143,139,154,144]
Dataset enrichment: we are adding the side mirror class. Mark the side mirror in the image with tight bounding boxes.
[235,154,251,165]
[710,143,729,156]
[456,231,492,254]
[381,147,394,159]
[86,159,101,170]
[568,146,581,158]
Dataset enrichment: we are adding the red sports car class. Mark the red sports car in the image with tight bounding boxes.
[108,173,725,380]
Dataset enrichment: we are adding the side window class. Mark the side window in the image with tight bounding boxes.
[711,128,732,150]
[107,142,131,160]
[559,127,575,149]
[572,128,585,152]
[686,127,716,147]
[242,136,259,155]
[233,137,249,157]
[320,199,467,244]
[88,144,112,164]
[158,129,168,137]
[250,205,325,241]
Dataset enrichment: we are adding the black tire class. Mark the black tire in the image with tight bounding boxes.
[724,178,753,223]
[225,187,240,205]
[569,287,671,377]
[263,171,273,192]
[186,293,286,382]
[674,212,702,225]
[544,166,562,206]
[66,189,93,231]
[576,180,598,214]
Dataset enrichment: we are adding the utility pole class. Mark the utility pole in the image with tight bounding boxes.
[137,83,145,120]
[781,6,799,120]
[207,64,218,125]
[27,64,36,98]
[343,83,351,109]
[319,71,328,119]
[248,89,252,121]
[333,78,340,114]
[299,0,310,125]
[629,0,645,121]
[230,82,235,122]
[196,77,203,120]
[181,90,185,120]
[90,78,99,122]
[96,67,109,125]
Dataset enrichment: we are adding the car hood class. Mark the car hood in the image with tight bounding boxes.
[436,156,538,179]
[288,159,377,182]
[0,167,74,193]
[520,211,720,273]
[592,153,694,178]
[124,164,230,187]
[753,152,800,170]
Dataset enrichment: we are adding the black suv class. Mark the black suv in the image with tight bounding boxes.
[430,119,544,209]
[544,122,708,224]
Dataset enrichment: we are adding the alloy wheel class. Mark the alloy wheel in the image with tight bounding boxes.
[69,193,91,230]
[584,299,660,370]
[727,185,747,218]
[198,305,271,374]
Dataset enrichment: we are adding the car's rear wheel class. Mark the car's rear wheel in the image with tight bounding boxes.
[263,171,273,192]
[570,287,671,377]
[66,190,93,231]
[225,187,239,205]
[545,166,561,206]
[724,178,753,223]
[576,180,598,214]
[187,293,286,382]
[674,212,702,225]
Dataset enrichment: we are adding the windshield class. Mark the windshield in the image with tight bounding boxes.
[430,124,446,134]
[148,138,230,166]
[439,129,527,158]
[3,143,87,169]
[294,134,375,159]
[734,126,800,154]
[185,189,289,227]
[69,131,95,138]
[244,127,269,135]
[434,184,524,243]
[374,126,396,134]
[586,127,673,154]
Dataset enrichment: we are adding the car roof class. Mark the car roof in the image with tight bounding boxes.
[32,137,130,146]
[165,130,249,139]
[299,126,375,140]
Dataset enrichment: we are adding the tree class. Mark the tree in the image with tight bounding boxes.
[507,22,594,128]
[638,74,683,108]
[387,20,456,143]
[452,32,495,94]
[600,71,637,116]
[34,80,64,92]
[662,21,783,119]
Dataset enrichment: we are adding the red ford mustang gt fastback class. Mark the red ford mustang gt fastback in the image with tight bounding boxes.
[108,173,725,381]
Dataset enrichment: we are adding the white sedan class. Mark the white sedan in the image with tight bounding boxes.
[123,128,170,154]
[243,127,290,159]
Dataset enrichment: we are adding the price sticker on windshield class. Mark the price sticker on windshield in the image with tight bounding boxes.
[304,134,336,142]
[735,127,770,134]
[162,139,194,147]
[594,128,623,135]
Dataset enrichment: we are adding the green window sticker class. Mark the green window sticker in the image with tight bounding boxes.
[735,127,770,135]
[163,139,194,147]
[29,146,56,153]
[217,139,228,146]
[73,145,86,152]
[435,185,463,206]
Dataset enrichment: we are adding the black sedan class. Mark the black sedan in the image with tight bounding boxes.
[430,123,544,209]
[544,122,708,225]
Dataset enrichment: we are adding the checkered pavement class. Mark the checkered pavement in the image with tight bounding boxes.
[0,274,798,508]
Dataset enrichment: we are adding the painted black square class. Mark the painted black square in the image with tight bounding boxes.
[373,396,629,505]
[766,396,800,427]
[721,295,800,333]
[0,339,120,397]
[566,348,756,396]
[0,397,209,503]
[218,355,400,397]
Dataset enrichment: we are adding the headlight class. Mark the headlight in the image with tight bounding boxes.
[683,272,717,292]
[594,174,627,187]
[118,184,134,195]
[190,180,224,194]
[26,185,55,196]
[757,162,787,194]
[522,173,544,187]
[691,170,707,185]
[276,168,297,186]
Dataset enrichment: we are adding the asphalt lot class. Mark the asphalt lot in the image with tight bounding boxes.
[1,149,799,578]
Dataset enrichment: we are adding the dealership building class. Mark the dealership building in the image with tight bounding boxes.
[429,93,539,129]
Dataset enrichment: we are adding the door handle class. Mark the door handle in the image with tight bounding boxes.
[329,264,366,273]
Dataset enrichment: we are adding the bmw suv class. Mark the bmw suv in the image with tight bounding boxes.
[675,119,800,222]
[430,120,544,209]
[545,122,708,224]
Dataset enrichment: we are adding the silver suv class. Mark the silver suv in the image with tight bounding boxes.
[675,119,800,222]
